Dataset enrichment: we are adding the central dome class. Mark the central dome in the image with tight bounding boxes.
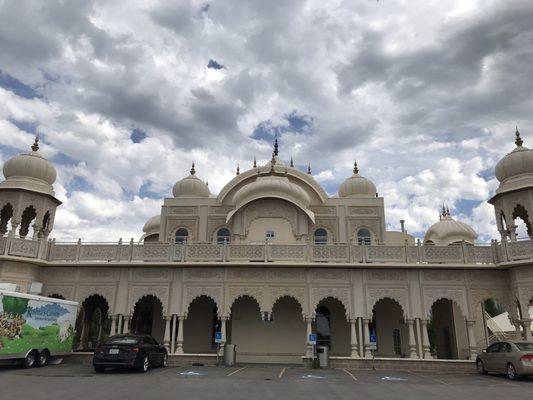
[338,161,377,198]
[233,175,310,207]
[172,163,210,198]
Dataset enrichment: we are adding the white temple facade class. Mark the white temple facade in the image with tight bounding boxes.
[1,132,533,365]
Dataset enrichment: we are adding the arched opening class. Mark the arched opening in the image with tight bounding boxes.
[357,228,372,245]
[428,299,468,359]
[371,298,406,357]
[228,295,262,361]
[41,211,51,237]
[314,228,328,245]
[184,296,218,353]
[314,297,350,355]
[474,298,513,348]
[74,294,110,351]
[0,203,13,235]
[131,295,165,342]
[267,296,306,363]
[216,228,231,244]
[512,204,532,238]
[19,205,37,238]
[143,233,159,242]
[175,228,189,244]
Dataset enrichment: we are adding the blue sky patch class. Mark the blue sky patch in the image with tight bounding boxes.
[207,59,225,70]
[131,128,147,143]
[0,71,40,99]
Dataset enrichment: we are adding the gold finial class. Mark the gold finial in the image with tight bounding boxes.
[236,164,240,175]
[190,162,196,175]
[290,157,294,167]
[353,160,359,174]
[31,134,39,152]
[274,134,279,156]
[515,126,523,147]
[307,163,311,174]
[270,151,276,173]
[253,157,257,168]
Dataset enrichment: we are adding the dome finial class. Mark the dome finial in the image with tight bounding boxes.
[253,156,257,168]
[236,164,240,175]
[515,126,523,147]
[290,157,294,167]
[353,160,359,174]
[31,134,39,152]
[307,162,311,174]
[274,134,279,156]
[190,162,196,175]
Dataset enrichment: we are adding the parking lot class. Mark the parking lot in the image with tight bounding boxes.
[0,363,532,400]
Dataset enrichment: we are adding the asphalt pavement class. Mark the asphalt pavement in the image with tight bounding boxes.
[0,362,532,400]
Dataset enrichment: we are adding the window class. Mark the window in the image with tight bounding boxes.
[216,228,230,244]
[266,230,275,240]
[314,228,328,245]
[357,228,371,245]
[175,228,189,244]
[486,342,502,353]
[393,329,402,355]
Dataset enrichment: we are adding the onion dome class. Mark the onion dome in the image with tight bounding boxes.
[233,174,311,207]
[1,136,57,196]
[338,161,377,198]
[140,214,160,242]
[494,128,533,193]
[423,207,477,246]
[172,163,210,198]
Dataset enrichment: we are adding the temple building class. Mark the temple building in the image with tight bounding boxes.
[0,131,532,366]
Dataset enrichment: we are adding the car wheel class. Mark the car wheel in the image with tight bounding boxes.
[161,353,168,368]
[94,366,106,373]
[35,350,49,368]
[23,350,37,369]
[137,355,149,373]
[476,359,487,375]
[507,363,519,380]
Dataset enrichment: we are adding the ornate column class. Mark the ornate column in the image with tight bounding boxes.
[175,316,185,354]
[110,315,117,336]
[420,319,432,359]
[349,318,359,357]
[8,220,19,238]
[170,315,177,354]
[508,224,517,241]
[466,320,478,359]
[407,319,418,358]
[522,319,533,341]
[358,317,364,357]
[123,315,131,334]
[219,316,228,356]
[305,317,313,357]
[363,317,371,358]
[164,316,172,351]
[513,319,523,340]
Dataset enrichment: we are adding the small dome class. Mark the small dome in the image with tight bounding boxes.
[495,129,533,183]
[1,137,57,197]
[233,175,311,207]
[172,163,210,198]
[338,161,377,198]
[423,210,477,246]
[142,215,160,235]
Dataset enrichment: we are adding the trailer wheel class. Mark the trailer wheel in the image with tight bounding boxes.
[23,350,37,369]
[35,350,49,367]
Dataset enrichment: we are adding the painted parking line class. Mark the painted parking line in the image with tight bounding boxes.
[227,367,246,377]
[343,369,357,382]
[278,367,286,379]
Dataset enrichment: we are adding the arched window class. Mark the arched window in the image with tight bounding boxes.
[315,306,331,348]
[19,205,36,238]
[0,203,13,235]
[314,228,328,245]
[175,228,189,244]
[357,228,371,245]
[216,228,230,244]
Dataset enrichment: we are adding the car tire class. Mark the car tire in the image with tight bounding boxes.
[137,355,149,373]
[23,350,37,369]
[507,363,520,380]
[161,353,168,368]
[476,359,487,375]
[35,350,49,368]
[94,366,106,373]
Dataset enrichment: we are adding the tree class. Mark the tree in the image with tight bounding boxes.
[2,296,29,316]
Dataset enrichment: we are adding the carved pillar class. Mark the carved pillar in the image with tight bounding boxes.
[363,318,371,358]
[170,315,177,354]
[305,317,313,357]
[522,319,533,341]
[8,220,19,237]
[358,317,364,357]
[176,316,185,354]
[508,224,517,242]
[466,320,478,359]
[219,316,227,356]
[123,315,131,334]
[513,320,523,340]
[164,316,171,351]
[349,318,358,357]
[110,315,117,336]
[407,319,418,358]
[420,319,432,359]
[32,223,42,239]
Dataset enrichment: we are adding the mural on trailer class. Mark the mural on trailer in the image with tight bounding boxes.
[0,294,77,355]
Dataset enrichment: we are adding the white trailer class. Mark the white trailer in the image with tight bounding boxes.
[0,289,78,368]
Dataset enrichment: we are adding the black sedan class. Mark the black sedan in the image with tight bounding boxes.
[93,334,168,373]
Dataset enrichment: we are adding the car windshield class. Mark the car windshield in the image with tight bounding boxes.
[104,336,140,345]
[515,342,533,351]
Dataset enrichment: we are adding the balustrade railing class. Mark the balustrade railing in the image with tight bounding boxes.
[2,236,532,265]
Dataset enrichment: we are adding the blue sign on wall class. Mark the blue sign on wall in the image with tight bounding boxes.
[369,334,377,350]
[215,331,222,343]
[308,334,317,344]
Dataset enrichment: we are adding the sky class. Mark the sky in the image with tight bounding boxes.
[1,0,532,243]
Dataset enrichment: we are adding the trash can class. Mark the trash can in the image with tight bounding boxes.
[317,346,329,368]
[224,344,237,366]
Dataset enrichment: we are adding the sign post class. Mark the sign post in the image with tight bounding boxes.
[369,334,377,370]
[308,334,317,368]
[215,331,222,366]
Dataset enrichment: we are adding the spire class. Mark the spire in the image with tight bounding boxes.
[270,151,276,173]
[274,134,279,156]
[307,163,311,174]
[236,164,240,175]
[253,157,257,168]
[190,162,196,175]
[446,206,450,217]
[206,180,209,186]
[290,157,294,167]
[353,160,359,174]
[515,126,523,147]
[31,134,39,152]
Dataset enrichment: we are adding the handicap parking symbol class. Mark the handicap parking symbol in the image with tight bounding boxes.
[180,371,206,376]
[381,376,407,381]
[301,374,326,379]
